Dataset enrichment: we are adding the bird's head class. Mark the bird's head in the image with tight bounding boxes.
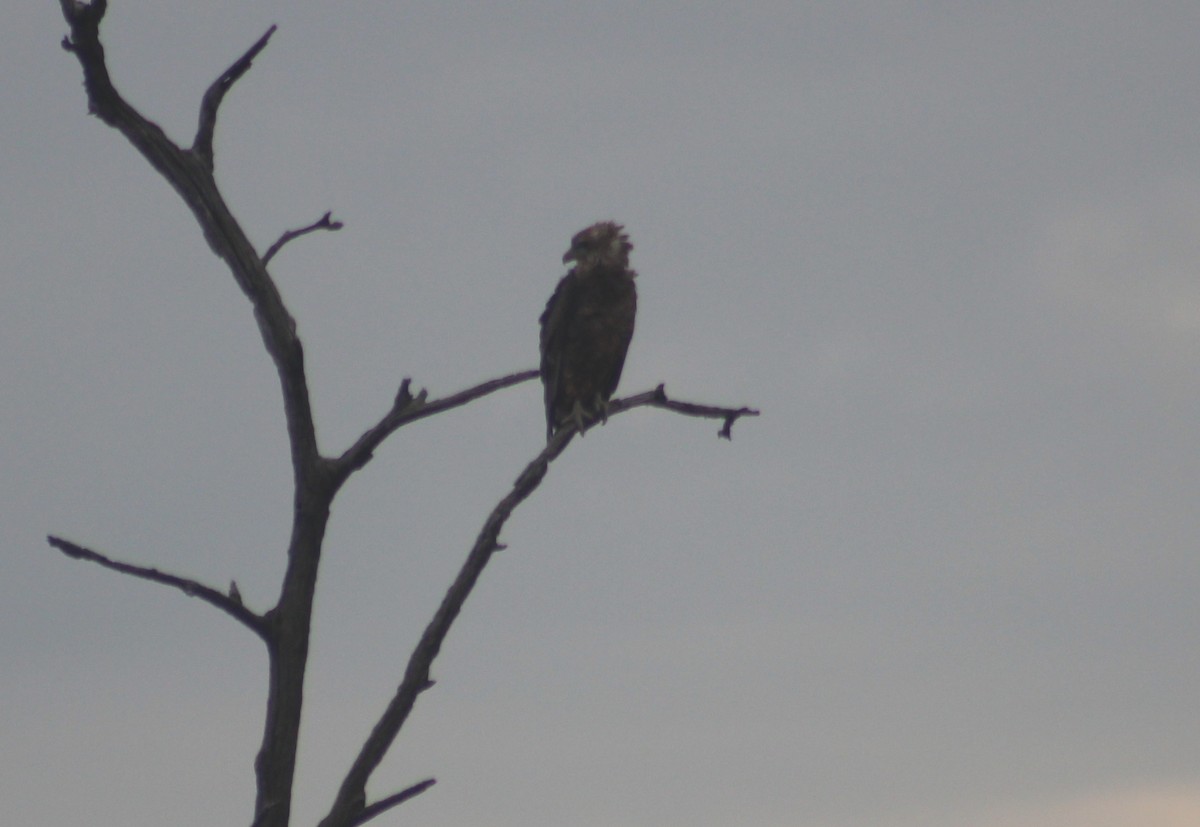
[563,221,633,270]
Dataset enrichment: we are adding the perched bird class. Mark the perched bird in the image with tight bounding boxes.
[539,221,638,440]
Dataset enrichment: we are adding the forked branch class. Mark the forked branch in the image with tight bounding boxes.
[330,370,540,485]
[58,8,323,826]
[194,24,277,169]
[350,779,437,827]
[59,1,320,477]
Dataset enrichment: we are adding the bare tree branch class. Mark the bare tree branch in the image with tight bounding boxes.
[58,2,320,478]
[610,384,760,439]
[194,25,277,170]
[319,385,753,824]
[262,212,344,266]
[58,8,325,824]
[46,535,271,642]
[329,368,753,497]
[330,369,540,486]
[248,799,283,827]
[349,779,437,827]
[57,10,758,827]
[318,426,576,827]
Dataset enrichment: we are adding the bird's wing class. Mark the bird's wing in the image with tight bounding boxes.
[539,273,574,439]
[601,283,637,400]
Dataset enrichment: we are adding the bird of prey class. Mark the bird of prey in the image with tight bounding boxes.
[539,221,638,440]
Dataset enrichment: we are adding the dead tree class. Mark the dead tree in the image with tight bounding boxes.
[51,4,758,827]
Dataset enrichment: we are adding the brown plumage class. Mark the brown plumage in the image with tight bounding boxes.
[539,221,638,440]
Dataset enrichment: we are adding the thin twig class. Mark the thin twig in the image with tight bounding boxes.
[46,535,271,642]
[610,384,760,439]
[262,212,344,266]
[349,779,437,827]
[330,369,540,486]
[193,25,277,170]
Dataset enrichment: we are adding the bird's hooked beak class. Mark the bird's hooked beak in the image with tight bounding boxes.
[562,247,577,265]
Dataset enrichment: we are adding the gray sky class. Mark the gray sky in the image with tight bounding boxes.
[4,2,1200,825]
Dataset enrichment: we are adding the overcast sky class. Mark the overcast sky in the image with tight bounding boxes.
[4,2,1200,826]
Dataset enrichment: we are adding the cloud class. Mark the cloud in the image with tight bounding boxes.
[1026,186,1200,340]
[972,783,1200,827]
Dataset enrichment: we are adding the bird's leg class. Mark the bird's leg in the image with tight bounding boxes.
[593,393,610,425]
[570,399,588,436]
